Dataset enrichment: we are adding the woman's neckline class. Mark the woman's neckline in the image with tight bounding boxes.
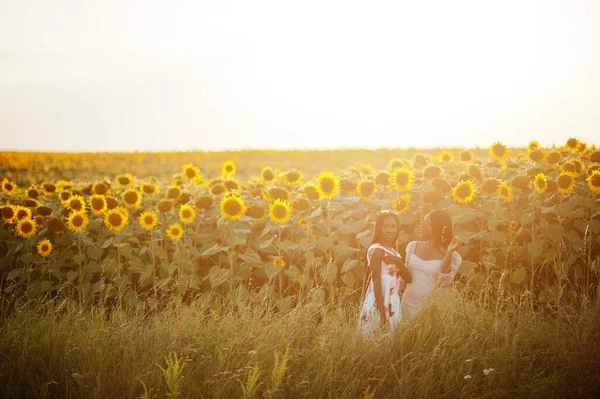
[412,253,443,262]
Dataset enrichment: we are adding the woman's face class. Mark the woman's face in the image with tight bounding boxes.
[420,213,433,240]
[381,216,398,244]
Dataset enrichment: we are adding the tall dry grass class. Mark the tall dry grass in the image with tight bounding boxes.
[0,283,598,398]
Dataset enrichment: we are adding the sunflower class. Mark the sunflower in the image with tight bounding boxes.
[556,172,576,194]
[210,184,226,195]
[389,158,404,170]
[297,216,309,229]
[65,194,86,212]
[497,182,512,202]
[267,187,290,201]
[391,167,414,191]
[467,165,482,180]
[104,207,129,231]
[489,141,509,161]
[26,188,40,200]
[481,178,501,195]
[459,150,474,164]
[67,210,88,233]
[439,151,453,163]
[245,204,266,220]
[116,173,133,187]
[222,160,236,177]
[392,194,411,215]
[1,179,16,196]
[423,165,442,180]
[89,194,107,215]
[139,210,158,230]
[195,195,214,211]
[279,170,301,185]
[509,220,520,232]
[1,205,15,223]
[179,204,196,224]
[565,137,580,153]
[529,149,545,163]
[340,179,358,194]
[413,154,428,168]
[182,163,201,182]
[356,181,376,201]
[220,194,246,221]
[533,172,547,194]
[586,170,600,193]
[452,180,476,204]
[292,198,311,211]
[122,189,142,208]
[302,184,320,200]
[527,141,540,153]
[167,223,184,240]
[140,183,159,196]
[546,151,561,165]
[375,171,390,186]
[316,172,340,198]
[511,175,530,191]
[37,239,53,257]
[14,206,32,221]
[269,199,291,224]
[42,183,57,196]
[224,179,239,192]
[15,217,37,238]
[578,141,588,153]
[261,167,275,182]
[59,190,71,203]
[273,258,286,268]
[92,182,110,195]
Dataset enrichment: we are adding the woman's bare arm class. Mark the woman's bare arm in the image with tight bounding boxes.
[369,248,387,322]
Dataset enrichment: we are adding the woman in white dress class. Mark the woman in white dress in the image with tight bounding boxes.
[358,211,412,338]
[400,209,463,321]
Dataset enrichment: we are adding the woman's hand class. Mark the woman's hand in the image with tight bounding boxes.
[383,255,403,265]
[446,237,463,255]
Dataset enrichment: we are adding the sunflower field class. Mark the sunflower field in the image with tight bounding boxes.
[1,138,600,312]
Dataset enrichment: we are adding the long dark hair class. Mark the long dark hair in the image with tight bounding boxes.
[362,211,400,288]
[429,209,453,247]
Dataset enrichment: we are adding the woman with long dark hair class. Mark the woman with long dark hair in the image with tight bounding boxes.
[400,209,463,321]
[358,211,412,337]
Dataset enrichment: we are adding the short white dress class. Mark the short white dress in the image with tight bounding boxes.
[400,241,462,321]
[358,243,405,338]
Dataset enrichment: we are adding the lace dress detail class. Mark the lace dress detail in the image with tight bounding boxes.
[400,241,462,321]
[358,243,405,338]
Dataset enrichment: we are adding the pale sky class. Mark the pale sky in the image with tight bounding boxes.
[1,0,599,152]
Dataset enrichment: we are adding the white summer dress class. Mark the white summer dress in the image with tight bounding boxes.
[400,241,462,321]
[358,243,406,338]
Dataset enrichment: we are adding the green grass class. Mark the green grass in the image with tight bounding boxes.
[0,286,598,398]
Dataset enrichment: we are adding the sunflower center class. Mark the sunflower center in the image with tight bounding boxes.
[124,192,139,204]
[262,170,274,181]
[182,210,191,218]
[320,178,334,193]
[287,172,300,182]
[273,205,287,219]
[21,222,33,233]
[457,184,472,198]
[185,168,196,179]
[91,197,105,210]
[94,183,108,195]
[70,199,82,210]
[143,185,155,194]
[226,165,233,172]
[567,138,578,148]
[493,145,506,157]
[557,175,572,189]
[5,183,13,191]
[171,227,180,236]
[360,183,375,196]
[118,177,131,185]
[395,174,409,186]
[17,210,28,219]
[536,179,546,189]
[72,215,83,227]
[500,187,509,196]
[109,213,122,226]
[41,244,49,251]
[592,174,600,187]
[2,207,14,219]
[224,199,241,215]
[144,215,154,225]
